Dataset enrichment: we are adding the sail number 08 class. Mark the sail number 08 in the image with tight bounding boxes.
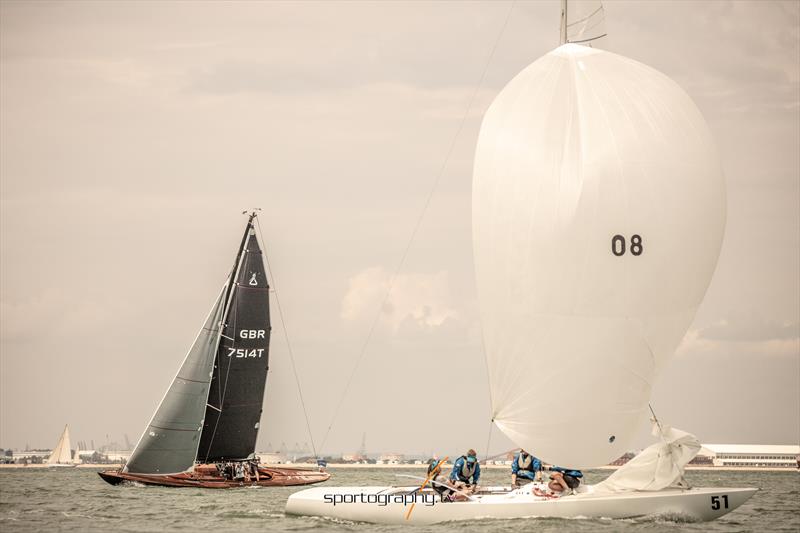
[611,234,643,257]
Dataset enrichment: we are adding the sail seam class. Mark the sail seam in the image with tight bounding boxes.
[175,377,211,384]
[150,425,201,432]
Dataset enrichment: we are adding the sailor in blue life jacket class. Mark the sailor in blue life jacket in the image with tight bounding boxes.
[511,449,542,487]
[450,449,481,489]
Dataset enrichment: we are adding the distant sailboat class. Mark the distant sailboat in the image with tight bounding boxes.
[99,212,329,488]
[46,425,75,467]
[287,0,756,522]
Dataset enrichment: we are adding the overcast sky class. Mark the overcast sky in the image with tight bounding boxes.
[1,1,798,458]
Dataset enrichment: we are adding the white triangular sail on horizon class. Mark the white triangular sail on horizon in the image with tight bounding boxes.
[472,43,726,468]
[46,424,74,465]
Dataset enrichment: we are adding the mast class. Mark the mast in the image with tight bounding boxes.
[560,0,568,45]
[221,211,258,315]
[197,210,272,463]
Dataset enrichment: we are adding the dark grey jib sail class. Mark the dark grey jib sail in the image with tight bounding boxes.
[125,214,270,474]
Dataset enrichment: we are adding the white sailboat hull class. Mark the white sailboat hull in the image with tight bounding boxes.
[285,485,757,525]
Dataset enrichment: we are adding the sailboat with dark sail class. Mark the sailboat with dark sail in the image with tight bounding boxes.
[99,212,329,488]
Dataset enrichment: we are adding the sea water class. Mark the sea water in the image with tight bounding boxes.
[0,468,797,532]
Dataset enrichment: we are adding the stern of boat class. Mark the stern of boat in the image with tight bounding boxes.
[259,466,330,486]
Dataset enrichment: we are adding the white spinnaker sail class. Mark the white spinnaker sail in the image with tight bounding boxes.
[472,44,726,468]
[46,425,74,465]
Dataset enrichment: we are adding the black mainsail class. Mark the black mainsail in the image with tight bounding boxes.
[125,214,271,473]
[197,217,271,462]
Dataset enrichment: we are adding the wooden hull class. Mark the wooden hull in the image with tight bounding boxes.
[99,464,330,488]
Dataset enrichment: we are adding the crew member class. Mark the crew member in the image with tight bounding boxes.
[450,449,481,489]
[545,465,583,493]
[427,458,455,502]
[511,449,542,487]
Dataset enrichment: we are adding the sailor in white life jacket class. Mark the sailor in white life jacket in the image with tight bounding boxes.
[511,449,543,487]
[450,449,480,489]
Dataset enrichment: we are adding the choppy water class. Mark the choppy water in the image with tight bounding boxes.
[0,467,797,532]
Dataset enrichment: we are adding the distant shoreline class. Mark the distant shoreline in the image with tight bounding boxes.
[1,463,796,472]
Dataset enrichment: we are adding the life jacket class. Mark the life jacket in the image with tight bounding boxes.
[458,456,477,481]
[517,453,534,471]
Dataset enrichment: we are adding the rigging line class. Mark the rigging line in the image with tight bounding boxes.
[573,12,606,35]
[648,403,664,437]
[317,0,518,454]
[567,33,608,45]
[565,5,604,28]
[479,319,494,425]
[648,402,687,487]
[483,419,494,464]
[255,216,319,461]
[485,447,520,462]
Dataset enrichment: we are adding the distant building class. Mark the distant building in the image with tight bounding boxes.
[688,454,713,466]
[12,450,50,462]
[378,453,404,464]
[341,453,367,463]
[698,444,799,468]
[103,450,131,462]
[258,452,289,464]
[609,452,636,466]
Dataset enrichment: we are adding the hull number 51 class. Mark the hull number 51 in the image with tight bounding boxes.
[711,495,729,510]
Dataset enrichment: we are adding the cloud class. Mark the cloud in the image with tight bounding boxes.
[340,267,458,332]
[676,327,799,360]
[697,311,800,343]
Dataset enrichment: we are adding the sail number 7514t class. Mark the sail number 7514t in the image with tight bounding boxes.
[226,329,267,358]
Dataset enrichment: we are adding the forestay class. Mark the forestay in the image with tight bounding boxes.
[472,44,726,468]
